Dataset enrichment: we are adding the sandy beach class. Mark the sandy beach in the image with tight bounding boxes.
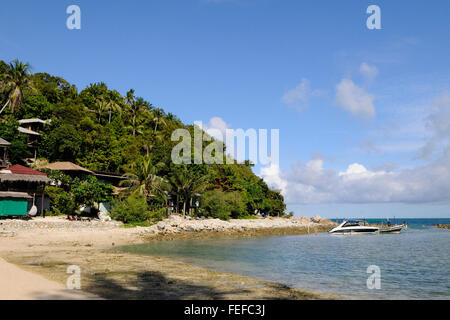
[0,216,337,300]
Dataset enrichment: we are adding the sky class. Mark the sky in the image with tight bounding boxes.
[1,0,449,218]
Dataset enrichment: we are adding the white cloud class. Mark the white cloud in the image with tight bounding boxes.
[260,164,287,194]
[281,78,324,111]
[260,91,450,205]
[203,117,233,141]
[262,154,450,205]
[335,78,375,119]
[359,62,379,81]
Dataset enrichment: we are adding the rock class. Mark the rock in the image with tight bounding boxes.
[298,216,311,224]
[157,221,166,231]
[312,215,323,223]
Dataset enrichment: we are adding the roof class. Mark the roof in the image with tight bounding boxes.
[0,137,11,147]
[94,171,127,179]
[0,191,32,199]
[5,165,47,176]
[18,127,41,136]
[18,119,50,125]
[40,162,94,174]
[0,174,51,183]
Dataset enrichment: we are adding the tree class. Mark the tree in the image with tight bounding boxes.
[71,175,113,210]
[0,59,33,114]
[120,156,165,198]
[151,108,166,132]
[200,190,246,220]
[126,96,149,136]
[105,91,123,123]
[0,119,30,164]
[42,124,83,161]
[110,192,151,223]
[169,165,208,218]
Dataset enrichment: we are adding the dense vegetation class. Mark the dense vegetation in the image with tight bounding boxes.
[0,59,286,221]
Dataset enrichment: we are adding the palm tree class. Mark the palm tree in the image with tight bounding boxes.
[95,98,108,123]
[0,60,33,114]
[151,108,167,132]
[120,156,165,197]
[142,129,163,157]
[125,89,135,106]
[168,165,208,218]
[126,97,149,136]
[105,96,122,123]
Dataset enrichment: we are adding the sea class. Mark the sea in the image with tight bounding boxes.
[119,218,450,299]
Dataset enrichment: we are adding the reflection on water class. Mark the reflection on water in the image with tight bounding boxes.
[119,219,450,299]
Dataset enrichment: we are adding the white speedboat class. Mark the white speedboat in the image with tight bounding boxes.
[329,220,379,235]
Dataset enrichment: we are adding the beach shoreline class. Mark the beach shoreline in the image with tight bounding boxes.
[0,216,337,300]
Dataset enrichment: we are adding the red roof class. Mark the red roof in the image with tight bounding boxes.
[6,165,48,176]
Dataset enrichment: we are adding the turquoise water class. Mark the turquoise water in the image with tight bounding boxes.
[119,219,450,299]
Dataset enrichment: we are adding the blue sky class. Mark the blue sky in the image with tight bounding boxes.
[1,0,449,217]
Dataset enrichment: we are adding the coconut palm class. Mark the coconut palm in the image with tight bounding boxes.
[151,108,167,132]
[120,156,165,197]
[168,165,208,218]
[94,98,108,123]
[0,60,33,114]
[126,97,149,136]
[105,96,122,123]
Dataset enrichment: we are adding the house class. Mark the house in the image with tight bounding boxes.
[38,161,94,180]
[18,119,51,160]
[39,162,126,186]
[0,137,11,168]
[0,165,51,216]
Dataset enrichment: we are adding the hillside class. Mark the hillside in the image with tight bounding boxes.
[0,59,286,219]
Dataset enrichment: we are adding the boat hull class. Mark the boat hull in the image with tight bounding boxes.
[378,225,403,234]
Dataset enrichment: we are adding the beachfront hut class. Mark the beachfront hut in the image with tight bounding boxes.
[0,138,11,168]
[0,165,51,216]
[0,191,32,217]
[38,161,94,179]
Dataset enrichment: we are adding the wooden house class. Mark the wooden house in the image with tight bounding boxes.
[0,165,51,216]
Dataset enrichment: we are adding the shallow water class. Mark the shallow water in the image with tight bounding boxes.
[119,218,450,299]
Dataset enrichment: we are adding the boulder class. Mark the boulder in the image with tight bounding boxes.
[157,221,166,231]
[312,215,323,223]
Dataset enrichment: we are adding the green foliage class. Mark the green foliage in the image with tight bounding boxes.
[71,175,113,208]
[39,169,72,187]
[200,190,246,220]
[0,119,30,163]
[110,192,151,223]
[122,221,153,228]
[0,58,287,218]
[41,124,83,161]
[45,186,77,216]
[148,207,167,222]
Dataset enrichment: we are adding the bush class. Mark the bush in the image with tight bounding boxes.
[45,186,77,216]
[200,190,247,220]
[110,192,151,223]
[148,207,167,222]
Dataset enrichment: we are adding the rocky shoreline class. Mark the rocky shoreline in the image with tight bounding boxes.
[0,214,336,239]
[434,224,450,229]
